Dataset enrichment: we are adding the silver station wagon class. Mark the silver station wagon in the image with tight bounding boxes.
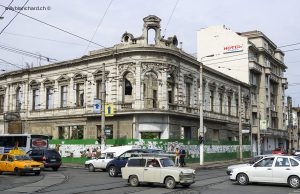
[121,156,195,189]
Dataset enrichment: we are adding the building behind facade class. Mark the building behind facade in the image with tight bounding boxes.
[0,16,250,147]
[197,25,288,154]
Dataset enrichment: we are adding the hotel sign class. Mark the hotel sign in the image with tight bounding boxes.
[223,44,243,53]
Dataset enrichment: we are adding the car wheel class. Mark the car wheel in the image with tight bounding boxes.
[0,171,2,175]
[35,171,41,176]
[52,167,59,171]
[108,166,118,177]
[288,176,300,188]
[237,173,249,185]
[165,177,176,189]
[15,168,21,176]
[88,164,95,172]
[129,175,139,187]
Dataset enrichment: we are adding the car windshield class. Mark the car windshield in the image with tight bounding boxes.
[160,158,175,167]
[14,155,32,161]
[294,156,300,161]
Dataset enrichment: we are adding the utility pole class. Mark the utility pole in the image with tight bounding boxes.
[257,113,261,155]
[287,96,292,155]
[199,54,214,165]
[199,62,204,165]
[238,85,243,161]
[101,63,106,152]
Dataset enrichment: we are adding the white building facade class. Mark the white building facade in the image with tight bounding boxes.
[197,25,288,154]
[0,16,250,145]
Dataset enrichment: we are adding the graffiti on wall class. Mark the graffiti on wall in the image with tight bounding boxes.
[50,139,250,158]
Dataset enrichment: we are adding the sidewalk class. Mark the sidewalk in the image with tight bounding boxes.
[186,159,248,170]
[61,159,249,171]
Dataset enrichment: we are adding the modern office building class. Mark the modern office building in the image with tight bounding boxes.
[197,25,288,154]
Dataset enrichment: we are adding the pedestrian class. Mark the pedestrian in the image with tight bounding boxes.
[86,148,92,159]
[92,148,97,159]
[175,147,180,167]
[179,147,186,167]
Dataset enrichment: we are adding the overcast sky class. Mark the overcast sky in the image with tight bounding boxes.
[0,0,299,106]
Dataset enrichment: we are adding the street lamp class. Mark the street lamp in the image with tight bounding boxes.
[199,54,214,165]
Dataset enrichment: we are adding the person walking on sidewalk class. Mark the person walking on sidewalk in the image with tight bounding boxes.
[175,147,180,167]
[179,147,186,167]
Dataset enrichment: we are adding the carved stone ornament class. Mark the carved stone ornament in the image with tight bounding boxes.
[141,62,162,74]
[119,63,136,75]
[29,80,41,89]
[208,82,217,91]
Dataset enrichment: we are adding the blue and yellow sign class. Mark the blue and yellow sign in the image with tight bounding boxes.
[105,103,114,117]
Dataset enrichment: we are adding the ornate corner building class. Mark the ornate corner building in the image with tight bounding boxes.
[0,16,250,143]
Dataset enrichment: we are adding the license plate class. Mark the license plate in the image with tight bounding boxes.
[33,168,40,170]
[50,159,56,162]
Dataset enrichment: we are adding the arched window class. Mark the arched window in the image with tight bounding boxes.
[123,72,134,103]
[143,71,158,108]
[167,73,175,103]
[16,86,22,111]
[147,28,156,45]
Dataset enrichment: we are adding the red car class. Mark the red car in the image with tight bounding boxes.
[272,148,287,154]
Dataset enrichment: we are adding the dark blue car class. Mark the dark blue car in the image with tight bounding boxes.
[106,149,162,177]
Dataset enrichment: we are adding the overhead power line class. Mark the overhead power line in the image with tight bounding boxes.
[3,31,97,47]
[0,58,23,69]
[0,0,14,17]
[0,43,57,62]
[84,0,114,54]
[162,0,180,38]
[0,0,29,36]
[0,4,106,48]
[278,42,300,48]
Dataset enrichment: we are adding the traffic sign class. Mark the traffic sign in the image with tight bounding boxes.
[105,103,114,117]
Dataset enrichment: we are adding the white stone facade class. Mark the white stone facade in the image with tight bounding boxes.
[0,16,250,143]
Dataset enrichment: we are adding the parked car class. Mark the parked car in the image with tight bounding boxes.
[229,155,300,188]
[272,147,287,154]
[0,149,44,176]
[27,148,62,171]
[121,156,195,189]
[226,154,275,175]
[85,145,139,172]
[106,149,162,177]
[293,149,300,156]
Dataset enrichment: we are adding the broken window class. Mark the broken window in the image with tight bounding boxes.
[167,74,175,103]
[143,71,158,108]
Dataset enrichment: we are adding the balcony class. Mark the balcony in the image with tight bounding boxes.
[265,67,271,75]
[249,61,263,73]
[168,103,178,111]
[120,103,133,110]
[204,111,239,123]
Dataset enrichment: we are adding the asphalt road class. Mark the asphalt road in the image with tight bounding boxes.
[1,167,300,194]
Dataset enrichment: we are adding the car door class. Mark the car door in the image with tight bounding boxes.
[143,159,161,183]
[117,151,133,170]
[0,154,8,172]
[272,157,293,183]
[99,152,114,169]
[248,157,274,182]
[6,155,15,172]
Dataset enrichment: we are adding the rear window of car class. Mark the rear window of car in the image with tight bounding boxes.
[127,159,146,167]
[31,150,43,156]
[45,150,61,157]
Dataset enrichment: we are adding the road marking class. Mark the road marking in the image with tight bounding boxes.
[4,173,65,193]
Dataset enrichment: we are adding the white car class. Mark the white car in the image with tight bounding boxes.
[85,145,140,172]
[230,155,300,188]
[226,154,275,175]
[121,156,195,189]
